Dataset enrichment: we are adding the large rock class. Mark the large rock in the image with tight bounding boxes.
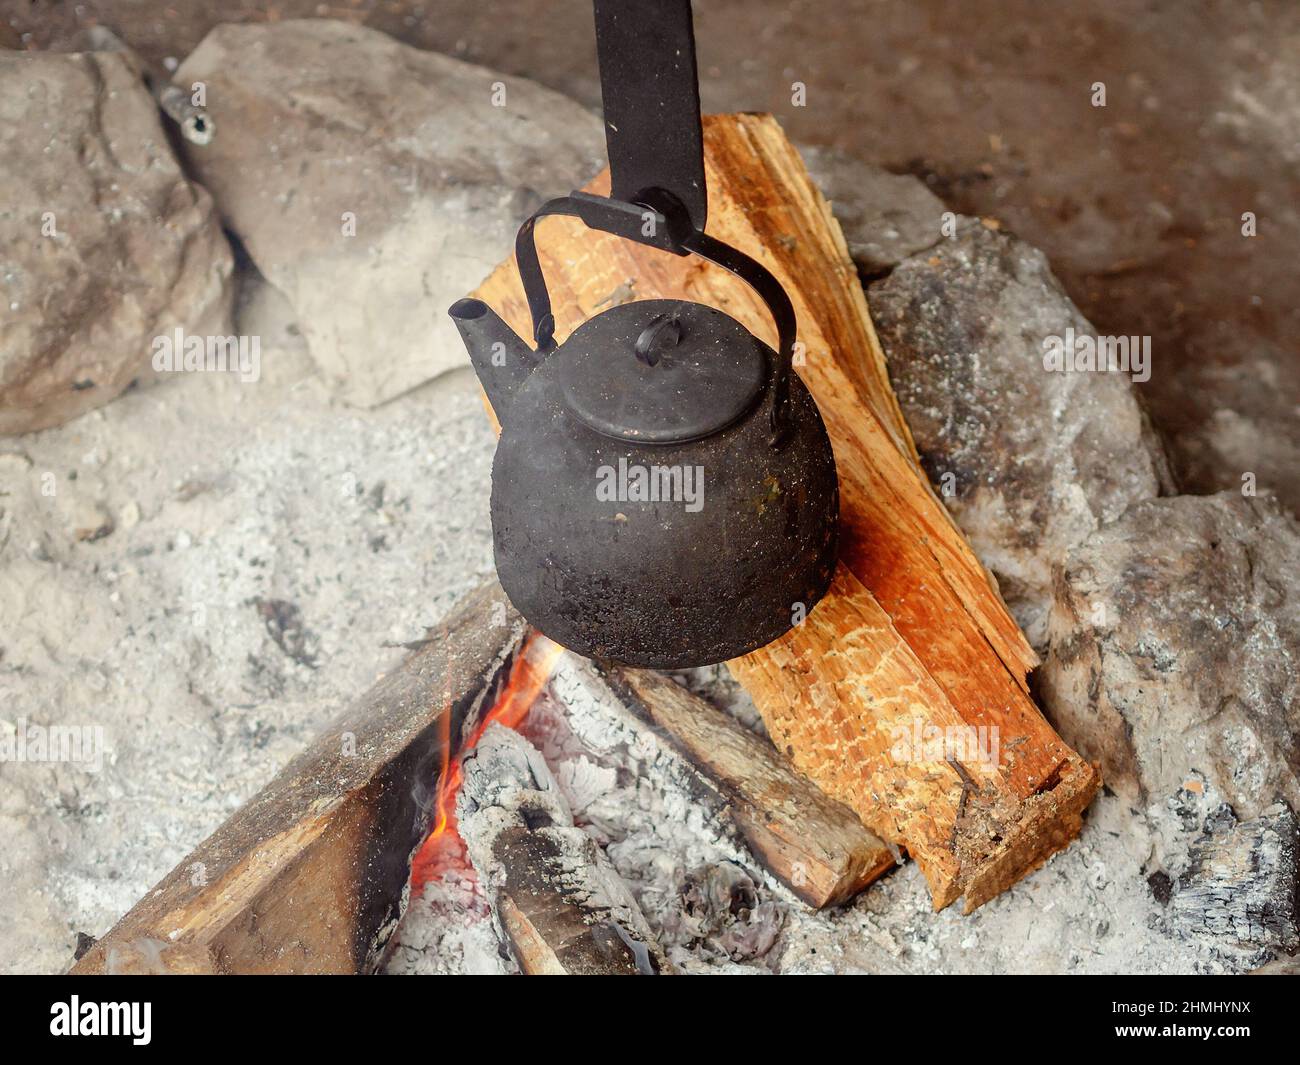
[175,21,605,408]
[801,147,946,275]
[868,223,1172,648]
[1040,492,1300,822]
[0,50,233,435]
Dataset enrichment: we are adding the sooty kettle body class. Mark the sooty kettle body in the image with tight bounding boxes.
[450,289,838,669]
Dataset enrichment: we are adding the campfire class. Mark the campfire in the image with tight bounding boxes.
[67,106,1104,977]
[387,625,898,975]
[8,0,1295,983]
[411,632,565,891]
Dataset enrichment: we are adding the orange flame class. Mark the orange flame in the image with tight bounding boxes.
[409,633,563,895]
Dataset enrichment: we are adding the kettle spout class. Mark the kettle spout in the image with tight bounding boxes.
[448,298,536,421]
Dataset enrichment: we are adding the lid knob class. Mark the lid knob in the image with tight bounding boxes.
[634,314,684,367]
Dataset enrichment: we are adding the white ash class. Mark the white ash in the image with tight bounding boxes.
[673,862,784,962]
[383,866,516,976]
[525,656,795,972]
[391,649,1265,974]
[456,722,668,971]
[0,274,496,973]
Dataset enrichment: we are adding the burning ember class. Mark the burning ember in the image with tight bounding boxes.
[409,632,564,896]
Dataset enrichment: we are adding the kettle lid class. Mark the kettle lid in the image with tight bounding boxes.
[557,300,768,444]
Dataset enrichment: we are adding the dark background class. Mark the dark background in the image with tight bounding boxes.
[7,0,1297,509]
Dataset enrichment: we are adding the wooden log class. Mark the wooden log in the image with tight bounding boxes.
[71,582,527,975]
[598,664,896,907]
[471,112,1099,912]
[458,723,673,975]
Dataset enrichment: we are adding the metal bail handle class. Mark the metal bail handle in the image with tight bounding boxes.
[512,194,797,446]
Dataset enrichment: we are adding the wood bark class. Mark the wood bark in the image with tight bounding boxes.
[471,112,1099,912]
[601,664,895,907]
[71,582,526,974]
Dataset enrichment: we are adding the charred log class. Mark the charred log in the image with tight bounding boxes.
[599,664,895,906]
[458,724,672,975]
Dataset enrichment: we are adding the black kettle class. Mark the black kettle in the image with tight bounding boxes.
[449,0,839,668]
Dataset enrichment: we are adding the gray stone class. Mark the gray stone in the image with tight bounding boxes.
[175,20,606,409]
[801,148,946,275]
[0,50,233,435]
[868,223,1172,648]
[1040,492,1300,823]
